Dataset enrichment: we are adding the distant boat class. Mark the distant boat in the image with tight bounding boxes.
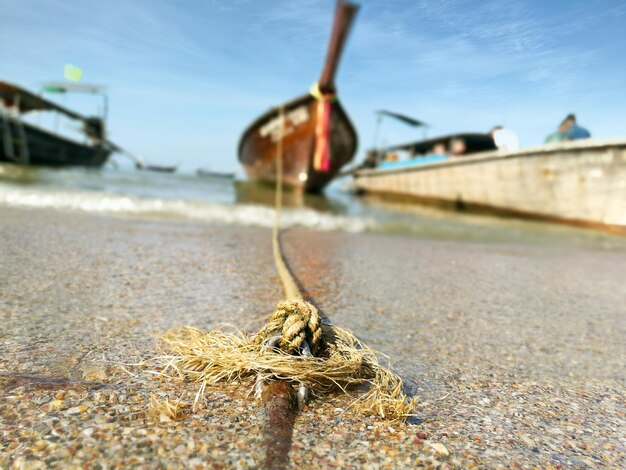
[0,81,111,167]
[196,168,235,179]
[352,137,626,233]
[237,1,359,193]
[138,163,177,173]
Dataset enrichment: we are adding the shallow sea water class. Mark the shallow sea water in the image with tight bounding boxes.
[1,162,624,251]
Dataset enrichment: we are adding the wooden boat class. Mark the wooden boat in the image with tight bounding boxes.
[0,81,111,167]
[352,137,626,233]
[237,1,359,193]
[139,163,178,173]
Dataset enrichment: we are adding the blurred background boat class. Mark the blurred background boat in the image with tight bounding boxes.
[0,80,151,170]
[0,81,112,167]
[237,1,359,193]
[352,137,626,233]
[139,163,178,173]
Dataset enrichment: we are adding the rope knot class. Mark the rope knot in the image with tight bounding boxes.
[258,298,323,356]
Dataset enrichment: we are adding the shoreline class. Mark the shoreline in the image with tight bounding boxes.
[2,206,625,467]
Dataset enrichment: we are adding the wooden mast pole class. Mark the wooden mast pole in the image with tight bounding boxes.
[317,1,359,92]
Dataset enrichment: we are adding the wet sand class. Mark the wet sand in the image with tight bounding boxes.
[1,206,625,468]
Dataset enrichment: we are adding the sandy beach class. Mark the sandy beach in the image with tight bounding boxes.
[1,206,625,468]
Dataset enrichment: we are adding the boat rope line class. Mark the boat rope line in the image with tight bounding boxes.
[271,105,306,301]
[257,105,324,361]
[154,108,417,428]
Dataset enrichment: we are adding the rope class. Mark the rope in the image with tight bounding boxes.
[272,106,301,301]
[255,106,323,356]
[152,101,416,421]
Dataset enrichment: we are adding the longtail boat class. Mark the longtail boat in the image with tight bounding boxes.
[0,81,111,167]
[237,1,359,193]
[139,163,178,173]
[0,81,151,170]
[352,137,626,233]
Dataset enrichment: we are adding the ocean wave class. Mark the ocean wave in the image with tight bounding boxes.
[2,176,624,250]
[0,184,373,233]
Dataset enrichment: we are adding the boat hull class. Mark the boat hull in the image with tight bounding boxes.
[353,139,626,232]
[238,94,357,193]
[0,120,110,167]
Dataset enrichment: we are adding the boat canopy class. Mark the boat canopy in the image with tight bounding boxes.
[0,81,87,121]
[40,82,105,94]
[386,133,497,155]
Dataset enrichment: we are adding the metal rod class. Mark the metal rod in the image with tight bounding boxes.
[259,381,297,469]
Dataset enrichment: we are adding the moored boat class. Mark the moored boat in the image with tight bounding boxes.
[353,138,626,233]
[139,163,178,173]
[237,1,359,193]
[0,81,111,167]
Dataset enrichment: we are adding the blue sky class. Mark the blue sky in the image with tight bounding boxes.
[2,0,625,171]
